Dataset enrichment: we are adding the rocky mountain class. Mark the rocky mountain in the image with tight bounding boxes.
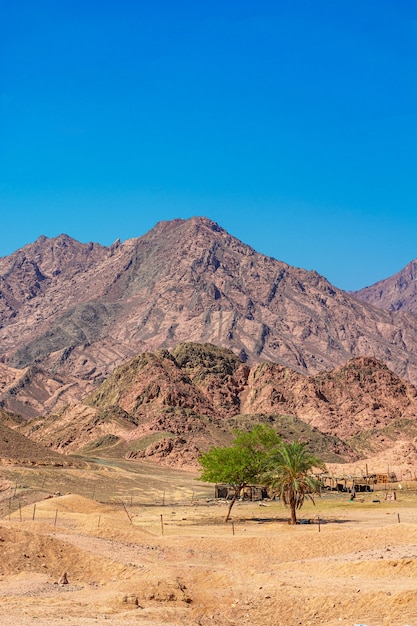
[0,407,73,465]
[240,356,417,438]
[0,362,94,419]
[2,217,417,387]
[16,343,417,468]
[354,259,417,314]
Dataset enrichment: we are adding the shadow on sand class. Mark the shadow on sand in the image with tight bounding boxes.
[239,516,354,525]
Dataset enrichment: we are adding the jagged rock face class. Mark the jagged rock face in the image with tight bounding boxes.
[2,217,417,385]
[354,259,417,314]
[240,356,417,439]
[88,349,215,420]
[18,344,249,465]
[14,344,417,467]
[171,343,249,417]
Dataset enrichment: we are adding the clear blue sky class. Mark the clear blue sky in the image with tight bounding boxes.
[1,1,416,290]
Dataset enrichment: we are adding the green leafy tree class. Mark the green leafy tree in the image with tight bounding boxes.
[262,441,326,525]
[199,425,281,522]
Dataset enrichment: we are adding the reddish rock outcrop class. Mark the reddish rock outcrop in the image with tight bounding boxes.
[14,344,417,468]
[240,356,417,439]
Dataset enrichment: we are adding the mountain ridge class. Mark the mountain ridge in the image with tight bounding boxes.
[2,216,417,386]
[14,343,417,468]
[354,258,417,314]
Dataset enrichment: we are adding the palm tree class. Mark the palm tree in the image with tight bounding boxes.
[262,441,326,525]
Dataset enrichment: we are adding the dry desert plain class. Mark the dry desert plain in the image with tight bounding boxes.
[0,458,417,626]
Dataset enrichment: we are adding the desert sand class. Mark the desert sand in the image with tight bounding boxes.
[0,459,417,626]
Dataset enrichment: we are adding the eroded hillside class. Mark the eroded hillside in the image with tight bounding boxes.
[13,343,417,468]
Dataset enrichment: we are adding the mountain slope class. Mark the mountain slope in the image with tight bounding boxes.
[240,356,417,439]
[2,217,417,384]
[17,344,417,467]
[354,259,417,314]
[0,362,94,419]
[0,408,70,465]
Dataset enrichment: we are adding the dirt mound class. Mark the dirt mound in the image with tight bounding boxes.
[34,493,112,515]
[337,557,417,577]
[0,524,129,584]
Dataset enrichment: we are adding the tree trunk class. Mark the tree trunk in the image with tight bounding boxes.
[289,492,297,525]
[224,487,241,523]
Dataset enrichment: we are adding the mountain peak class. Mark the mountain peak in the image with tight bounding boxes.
[354,258,417,313]
[2,218,417,386]
[153,216,224,231]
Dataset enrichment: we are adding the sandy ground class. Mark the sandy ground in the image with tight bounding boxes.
[0,465,417,625]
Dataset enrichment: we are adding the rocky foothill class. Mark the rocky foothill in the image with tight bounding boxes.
[1,343,416,469]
